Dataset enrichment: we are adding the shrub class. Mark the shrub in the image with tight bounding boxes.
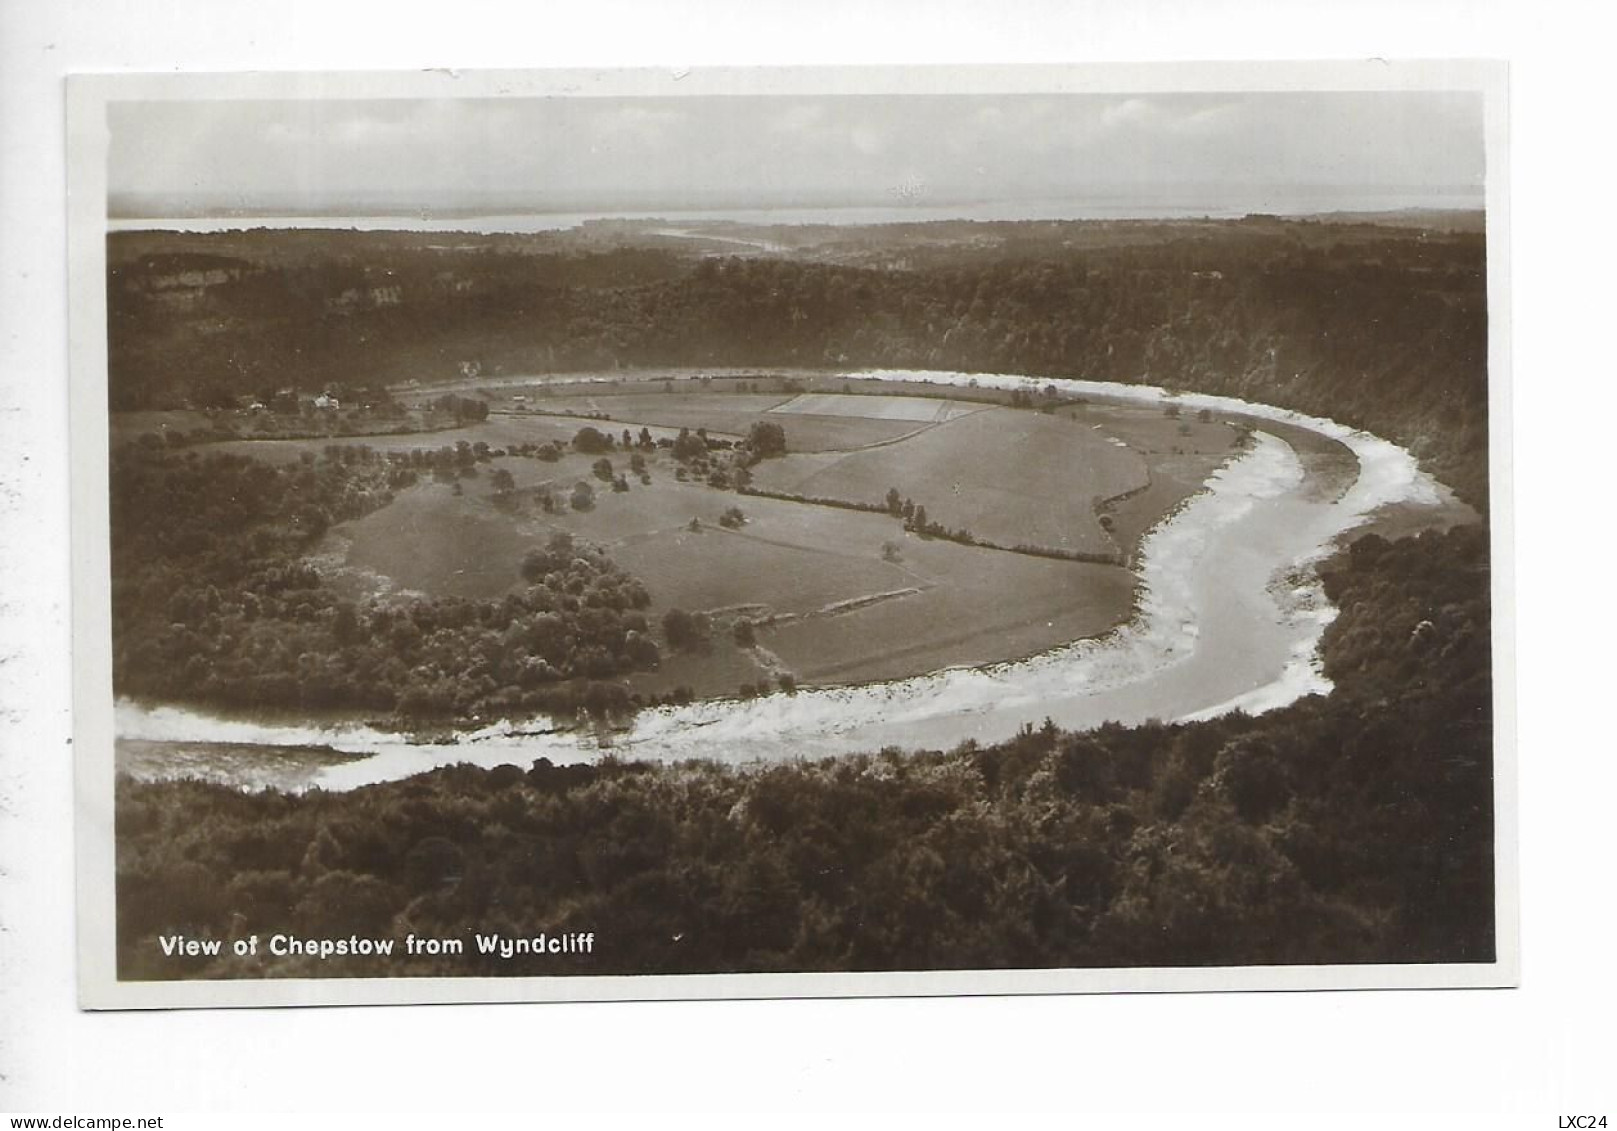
[572,426,612,454]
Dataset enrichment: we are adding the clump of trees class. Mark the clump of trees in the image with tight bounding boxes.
[110,445,660,722]
[744,420,787,459]
[572,426,612,454]
[430,394,489,423]
[671,427,707,463]
[661,607,711,652]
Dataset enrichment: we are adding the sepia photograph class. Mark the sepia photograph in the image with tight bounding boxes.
[67,62,1512,1008]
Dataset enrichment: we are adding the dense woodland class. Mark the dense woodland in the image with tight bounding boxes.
[110,219,1489,504]
[111,442,661,722]
[116,524,1493,977]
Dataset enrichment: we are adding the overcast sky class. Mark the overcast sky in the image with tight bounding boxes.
[109,91,1484,217]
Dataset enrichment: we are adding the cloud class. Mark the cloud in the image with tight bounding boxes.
[109,90,1485,215]
[1099,98,1160,130]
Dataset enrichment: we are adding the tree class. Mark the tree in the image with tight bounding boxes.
[489,468,516,495]
[733,620,756,647]
[592,457,614,482]
[570,481,595,511]
[885,487,903,515]
[746,420,787,458]
[672,427,706,462]
[662,607,709,652]
[1214,738,1291,824]
[573,426,612,454]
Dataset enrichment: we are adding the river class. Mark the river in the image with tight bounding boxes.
[114,371,1457,792]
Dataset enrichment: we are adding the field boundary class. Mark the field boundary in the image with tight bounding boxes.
[736,483,1124,566]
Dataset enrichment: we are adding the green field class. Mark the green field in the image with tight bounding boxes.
[198,383,1264,699]
[767,392,986,423]
[321,451,1135,696]
[324,485,542,600]
[751,406,1155,556]
[760,534,1132,686]
[529,391,929,452]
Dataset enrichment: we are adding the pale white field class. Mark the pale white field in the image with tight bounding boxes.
[766,392,984,422]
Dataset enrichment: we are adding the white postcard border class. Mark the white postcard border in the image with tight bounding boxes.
[68,59,1517,1010]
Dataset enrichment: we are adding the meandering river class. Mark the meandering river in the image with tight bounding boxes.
[115,371,1457,791]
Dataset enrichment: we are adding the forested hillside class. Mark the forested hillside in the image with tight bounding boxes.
[116,524,1493,978]
[110,220,1489,504]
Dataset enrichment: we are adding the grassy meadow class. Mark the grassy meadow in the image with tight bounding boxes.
[187,384,1224,700]
[119,383,1272,702]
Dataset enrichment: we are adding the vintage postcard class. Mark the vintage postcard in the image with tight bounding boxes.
[68,61,1514,1008]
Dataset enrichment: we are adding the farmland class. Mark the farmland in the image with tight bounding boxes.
[105,375,1388,721]
[751,405,1157,557]
[111,372,1373,712]
[496,390,940,452]
[143,381,1233,702]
